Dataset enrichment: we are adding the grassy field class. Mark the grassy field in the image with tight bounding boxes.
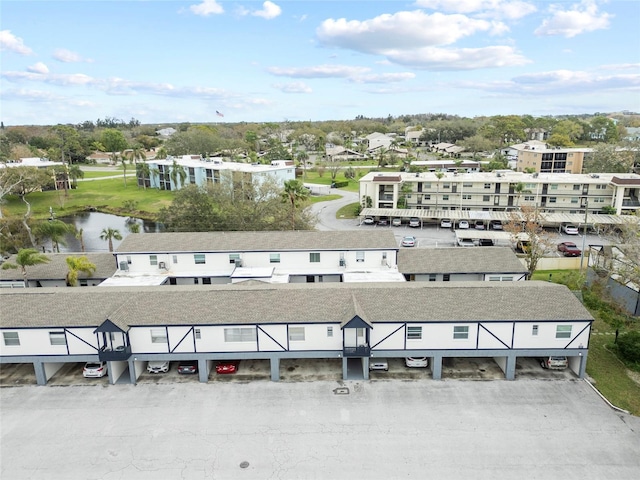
[336,203,360,219]
[534,270,640,415]
[2,178,174,220]
[300,171,365,193]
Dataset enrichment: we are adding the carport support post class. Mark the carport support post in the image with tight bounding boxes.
[578,352,588,379]
[33,361,47,386]
[431,354,443,380]
[505,354,516,380]
[197,359,208,383]
[270,357,280,381]
[342,358,348,381]
[128,360,137,385]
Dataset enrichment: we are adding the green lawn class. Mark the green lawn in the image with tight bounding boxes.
[300,171,361,192]
[81,170,130,179]
[336,202,360,219]
[2,178,174,220]
[534,270,640,415]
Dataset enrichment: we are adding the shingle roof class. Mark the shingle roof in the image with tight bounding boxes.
[397,247,527,275]
[0,253,116,281]
[0,281,593,329]
[115,231,398,254]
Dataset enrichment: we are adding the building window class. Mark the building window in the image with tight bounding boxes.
[571,197,578,204]
[172,255,178,264]
[202,277,211,285]
[484,183,491,189]
[532,325,539,336]
[126,255,132,265]
[407,326,422,340]
[289,326,305,342]
[49,331,66,346]
[229,254,240,264]
[149,255,158,266]
[194,254,206,265]
[310,252,320,263]
[463,182,473,188]
[556,325,572,339]
[549,197,557,203]
[573,184,581,190]
[151,329,167,344]
[327,326,333,337]
[224,327,256,342]
[462,194,472,200]
[423,194,430,200]
[524,196,535,201]
[483,195,490,202]
[443,274,450,282]
[550,184,558,190]
[442,195,449,201]
[356,251,365,263]
[270,253,280,264]
[3,332,20,346]
[453,326,469,339]
[443,183,450,189]
[429,274,436,282]
[195,328,201,339]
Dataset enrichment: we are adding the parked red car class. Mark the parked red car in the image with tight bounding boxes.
[557,242,581,257]
[216,361,240,374]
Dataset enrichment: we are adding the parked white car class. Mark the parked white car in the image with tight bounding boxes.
[369,359,388,371]
[540,356,568,369]
[147,361,170,373]
[83,361,108,378]
[405,357,429,368]
[440,218,452,228]
[458,220,470,229]
[562,224,579,235]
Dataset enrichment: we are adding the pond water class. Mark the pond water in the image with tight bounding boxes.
[57,212,163,253]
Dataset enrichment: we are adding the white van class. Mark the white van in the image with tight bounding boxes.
[369,359,389,371]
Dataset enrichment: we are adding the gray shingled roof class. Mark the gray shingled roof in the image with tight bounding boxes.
[115,230,398,253]
[0,281,593,329]
[0,253,117,281]
[397,247,528,275]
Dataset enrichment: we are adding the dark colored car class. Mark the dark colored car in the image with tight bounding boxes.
[557,242,581,257]
[377,216,389,226]
[216,361,240,374]
[177,360,198,374]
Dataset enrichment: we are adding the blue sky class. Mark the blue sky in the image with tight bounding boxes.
[1,0,639,126]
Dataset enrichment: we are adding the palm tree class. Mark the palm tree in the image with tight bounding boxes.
[169,159,187,190]
[1,248,50,287]
[35,220,73,253]
[136,162,151,189]
[67,164,84,188]
[296,150,309,180]
[155,146,168,160]
[66,256,97,286]
[281,179,310,230]
[75,227,86,252]
[100,227,123,252]
[119,154,130,187]
[435,172,445,210]
[514,182,532,207]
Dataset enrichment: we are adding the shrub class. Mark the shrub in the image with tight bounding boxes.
[617,331,640,363]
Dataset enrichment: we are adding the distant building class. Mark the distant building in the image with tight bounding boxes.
[516,146,589,174]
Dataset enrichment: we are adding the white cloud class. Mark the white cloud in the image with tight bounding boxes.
[384,45,529,70]
[267,64,371,79]
[253,1,282,20]
[349,72,416,84]
[272,82,312,93]
[2,70,96,86]
[0,30,33,55]
[27,62,49,74]
[535,0,612,38]
[189,0,224,17]
[317,11,497,51]
[415,0,537,20]
[53,48,92,63]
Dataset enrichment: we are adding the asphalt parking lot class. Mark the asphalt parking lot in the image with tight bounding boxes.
[0,356,577,387]
[2,380,639,479]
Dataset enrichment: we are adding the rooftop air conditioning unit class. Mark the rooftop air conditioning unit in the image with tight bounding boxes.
[158,262,166,269]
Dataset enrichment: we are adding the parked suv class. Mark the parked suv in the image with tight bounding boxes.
[540,356,568,369]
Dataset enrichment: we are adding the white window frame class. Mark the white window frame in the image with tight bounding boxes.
[556,325,572,339]
[289,326,305,342]
[194,328,201,339]
[149,255,158,266]
[327,326,333,337]
[229,254,240,264]
[3,331,20,346]
[49,331,66,346]
[356,251,365,263]
[309,252,320,263]
[453,326,469,339]
[194,254,206,265]
[532,325,539,336]
[224,327,256,342]
[150,328,168,344]
[270,253,281,264]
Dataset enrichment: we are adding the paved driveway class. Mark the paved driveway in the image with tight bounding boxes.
[2,380,639,479]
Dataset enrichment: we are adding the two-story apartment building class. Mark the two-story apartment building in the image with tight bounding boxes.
[0,281,592,385]
[359,170,640,215]
[106,231,403,286]
[145,155,294,191]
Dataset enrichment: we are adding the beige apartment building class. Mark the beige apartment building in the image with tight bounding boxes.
[516,147,587,174]
[359,170,640,215]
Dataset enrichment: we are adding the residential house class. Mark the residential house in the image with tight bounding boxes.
[365,133,393,153]
[0,281,592,385]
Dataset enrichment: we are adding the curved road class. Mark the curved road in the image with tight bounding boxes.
[310,190,360,231]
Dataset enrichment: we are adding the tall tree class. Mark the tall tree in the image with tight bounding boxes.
[100,128,129,154]
[169,159,187,190]
[1,248,50,287]
[65,256,97,286]
[35,220,73,253]
[100,227,122,252]
[281,180,310,230]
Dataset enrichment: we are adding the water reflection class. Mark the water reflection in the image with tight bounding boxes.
[58,212,163,253]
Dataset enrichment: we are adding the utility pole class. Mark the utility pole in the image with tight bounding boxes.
[580,199,588,272]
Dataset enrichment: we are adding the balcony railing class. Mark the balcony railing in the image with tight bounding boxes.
[98,345,132,362]
[343,345,370,357]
